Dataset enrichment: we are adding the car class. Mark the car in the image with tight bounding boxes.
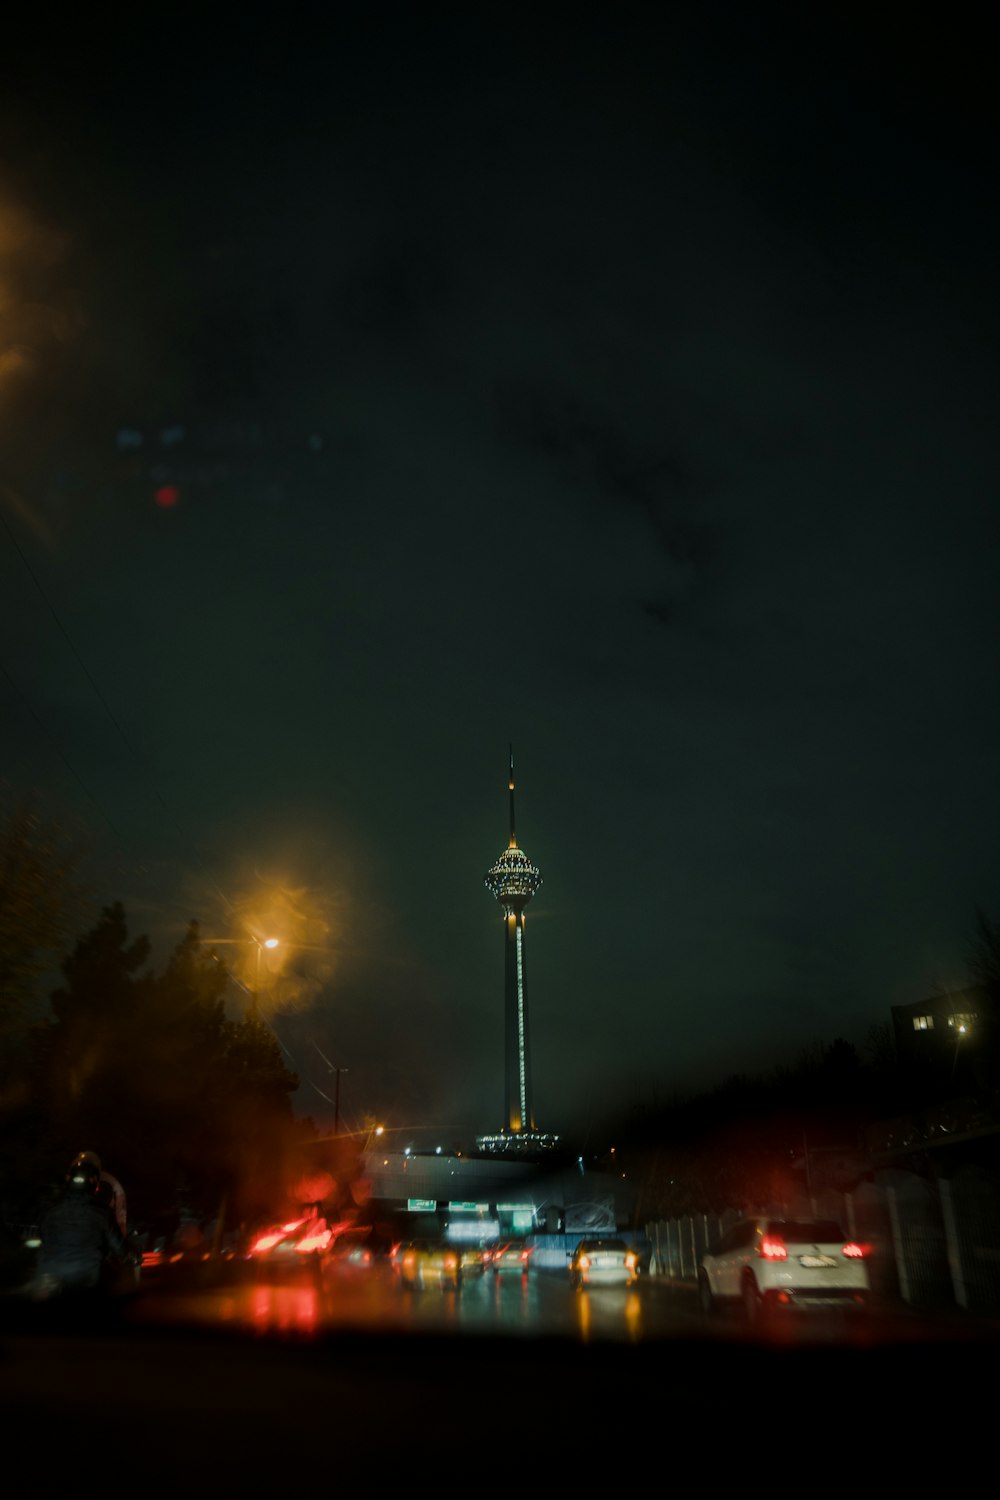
[489,1240,533,1276]
[322,1230,375,1274]
[246,1213,333,1277]
[458,1244,489,1276]
[697,1216,871,1324]
[396,1238,462,1290]
[568,1236,639,1289]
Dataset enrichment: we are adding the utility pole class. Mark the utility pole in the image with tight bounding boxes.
[252,936,279,1019]
[308,1041,347,1135]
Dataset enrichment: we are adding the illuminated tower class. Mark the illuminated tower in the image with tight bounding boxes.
[484,747,542,1136]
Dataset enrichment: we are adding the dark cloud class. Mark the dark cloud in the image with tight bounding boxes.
[1,4,999,1141]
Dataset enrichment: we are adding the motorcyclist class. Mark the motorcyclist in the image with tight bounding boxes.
[35,1151,133,1299]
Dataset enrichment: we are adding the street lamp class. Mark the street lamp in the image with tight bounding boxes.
[951,1016,970,1078]
[252,936,280,1019]
[204,935,282,1019]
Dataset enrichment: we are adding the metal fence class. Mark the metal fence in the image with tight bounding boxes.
[644,1167,1000,1317]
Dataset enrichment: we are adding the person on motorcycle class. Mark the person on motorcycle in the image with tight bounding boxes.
[36,1151,133,1297]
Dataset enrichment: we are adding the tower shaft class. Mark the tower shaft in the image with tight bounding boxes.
[503,907,534,1133]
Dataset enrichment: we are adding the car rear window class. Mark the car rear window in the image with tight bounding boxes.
[767,1220,844,1242]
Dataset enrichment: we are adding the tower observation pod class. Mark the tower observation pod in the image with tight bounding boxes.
[484,747,542,1137]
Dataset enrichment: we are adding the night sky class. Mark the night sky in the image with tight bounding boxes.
[2,5,998,1143]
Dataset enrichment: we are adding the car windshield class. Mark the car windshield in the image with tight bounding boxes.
[1,4,999,1480]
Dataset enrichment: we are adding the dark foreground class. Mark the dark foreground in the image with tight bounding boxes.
[2,1291,999,1477]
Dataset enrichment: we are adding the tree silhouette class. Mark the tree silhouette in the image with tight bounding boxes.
[962,907,1000,1094]
[969,908,1000,1004]
[23,904,300,1230]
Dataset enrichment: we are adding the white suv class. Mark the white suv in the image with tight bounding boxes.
[698,1216,870,1324]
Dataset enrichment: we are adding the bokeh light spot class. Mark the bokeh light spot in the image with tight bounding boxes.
[154,485,180,508]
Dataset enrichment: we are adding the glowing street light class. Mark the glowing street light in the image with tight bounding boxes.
[204,934,281,1019]
[252,936,280,1018]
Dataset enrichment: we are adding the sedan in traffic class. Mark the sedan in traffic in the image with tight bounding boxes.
[246,1213,332,1277]
[489,1241,533,1277]
[568,1237,639,1289]
[458,1244,490,1276]
[396,1239,462,1291]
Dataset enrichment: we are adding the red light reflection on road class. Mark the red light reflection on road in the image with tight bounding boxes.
[249,1283,320,1337]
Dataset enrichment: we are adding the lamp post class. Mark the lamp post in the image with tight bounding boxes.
[205,935,281,1019]
[252,936,280,1019]
[952,1018,968,1078]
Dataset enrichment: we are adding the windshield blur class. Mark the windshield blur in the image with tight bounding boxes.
[2,2,1000,1471]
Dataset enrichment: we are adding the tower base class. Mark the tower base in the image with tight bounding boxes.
[475,1129,561,1158]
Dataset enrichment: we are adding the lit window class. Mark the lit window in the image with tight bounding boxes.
[948,1013,976,1032]
[912,1016,934,1031]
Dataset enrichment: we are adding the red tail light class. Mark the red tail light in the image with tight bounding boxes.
[842,1241,869,1258]
[251,1229,286,1255]
[295,1227,332,1253]
[760,1234,787,1260]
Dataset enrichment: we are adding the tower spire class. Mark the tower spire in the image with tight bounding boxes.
[508,743,517,848]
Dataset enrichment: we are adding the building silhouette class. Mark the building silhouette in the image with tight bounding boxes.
[891,983,997,1098]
